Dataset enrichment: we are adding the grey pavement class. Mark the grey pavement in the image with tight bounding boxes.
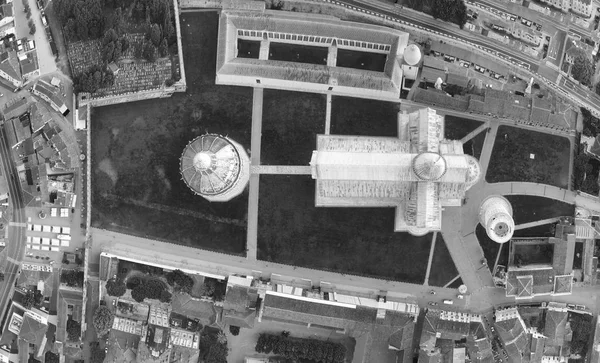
[26,0,57,75]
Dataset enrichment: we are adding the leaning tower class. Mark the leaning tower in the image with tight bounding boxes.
[479,196,514,243]
[180,134,250,202]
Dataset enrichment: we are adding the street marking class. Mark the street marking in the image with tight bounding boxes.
[9,222,26,227]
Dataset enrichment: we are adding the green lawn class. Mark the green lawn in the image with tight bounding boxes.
[261,90,326,165]
[428,233,460,287]
[443,115,483,140]
[330,97,400,136]
[463,131,487,160]
[257,175,432,283]
[505,195,574,225]
[486,126,571,188]
[91,11,251,255]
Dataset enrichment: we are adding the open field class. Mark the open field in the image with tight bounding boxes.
[261,90,326,165]
[486,126,571,188]
[330,97,400,136]
[257,175,432,283]
[443,115,483,140]
[505,195,574,224]
[428,234,460,287]
[91,11,251,255]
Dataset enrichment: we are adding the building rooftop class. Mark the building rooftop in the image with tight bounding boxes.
[222,285,258,329]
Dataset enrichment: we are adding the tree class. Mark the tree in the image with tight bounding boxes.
[22,289,36,309]
[106,278,126,297]
[159,289,172,303]
[25,5,31,18]
[45,352,59,363]
[571,53,593,86]
[0,273,4,282]
[431,0,468,28]
[131,284,147,302]
[581,107,600,137]
[166,269,194,293]
[143,43,157,62]
[28,19,36,35]
[148,23,162,46]
[229,326,240,336]
[158,38,168,57]
[93,306,113,337]
[91,343,106,363]
[66,319,81,341]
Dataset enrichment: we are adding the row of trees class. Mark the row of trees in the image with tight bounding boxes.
[73,64,115,93]
[570,313,593,355]
[431,0,468,29]
[165,269,194,294]
[61,269,85,287]
[255,334,346,363]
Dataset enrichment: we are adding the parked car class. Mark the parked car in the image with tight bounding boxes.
[428,302,438,306]
[430,290,436,295]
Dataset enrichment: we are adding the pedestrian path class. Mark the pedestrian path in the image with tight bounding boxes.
[514,217,562,230]
[460,122,489,144]
[246,88,264,261]
[423,232,437,286]
[250,165,312,174]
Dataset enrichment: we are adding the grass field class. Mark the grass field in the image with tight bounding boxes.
[91,11,251,255]
[330,97,400,136]
[486,126,571,188]
[443,115,483,140]
[428,233,460,287]
[257,175,432,283]
[261,90,326,165]
[505,195,574,225]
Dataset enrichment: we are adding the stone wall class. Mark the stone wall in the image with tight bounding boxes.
[78,87,177,107]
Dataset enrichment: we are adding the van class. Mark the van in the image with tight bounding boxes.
[443,299,454,305]
[41,14,48,27]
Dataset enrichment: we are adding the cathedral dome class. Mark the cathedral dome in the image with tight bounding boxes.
[412,152,447,181]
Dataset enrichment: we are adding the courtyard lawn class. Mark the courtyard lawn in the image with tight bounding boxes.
[330,97,400,136]
[91,11,252,255]
[513,244,554,265]
[486,126,571,188]
[257,175,432,283]
[505,195,574,225]
[443,115,483,140]
[261,90,326,165]
[463,131,486,160]
[428,233,460,288]
[476,224,501,273]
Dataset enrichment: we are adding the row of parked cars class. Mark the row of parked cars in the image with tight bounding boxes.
[35,0,58,56]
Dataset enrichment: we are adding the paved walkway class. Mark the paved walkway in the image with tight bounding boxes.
[423,232,438,286]
[461,122,489,144]
[515,217,562,230]
[251,165,312,174]
[325,94,332,135]
[246,88,264,261]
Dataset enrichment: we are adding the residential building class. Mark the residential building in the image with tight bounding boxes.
[570,0,592,17]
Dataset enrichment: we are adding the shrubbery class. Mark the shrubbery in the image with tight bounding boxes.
[61,269,84,287]
[431,0,468,29]
[166,269,194,294]
[255,333,346,363]
[130,278,171,303]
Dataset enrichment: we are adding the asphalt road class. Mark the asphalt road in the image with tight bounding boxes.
[0,125,27,319]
